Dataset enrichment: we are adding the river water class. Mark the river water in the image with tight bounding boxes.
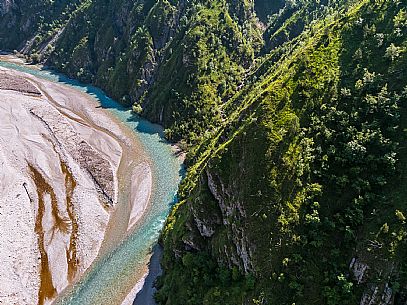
[0,60,183,305]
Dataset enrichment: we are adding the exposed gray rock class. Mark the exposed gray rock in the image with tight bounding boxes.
[194,217,216,238]
[360,283,393,305]
[206,169,253,273]
[350,250,398,305]
[350,257,370,284]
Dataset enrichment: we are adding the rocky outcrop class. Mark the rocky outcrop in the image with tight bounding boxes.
[349,252,400,305]
[350,257,370,284]
[360,284,393,305]
[182,167,254,274]
[206,169,253,273]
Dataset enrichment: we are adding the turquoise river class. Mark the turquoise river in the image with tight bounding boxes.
[0,60,183,305]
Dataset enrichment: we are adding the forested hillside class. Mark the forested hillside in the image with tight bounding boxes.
[1,0,406,304]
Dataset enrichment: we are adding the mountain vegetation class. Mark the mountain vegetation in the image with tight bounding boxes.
[1,0,406,304]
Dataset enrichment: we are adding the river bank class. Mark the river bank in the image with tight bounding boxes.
[0,55,183,305]
[0,65,152,304]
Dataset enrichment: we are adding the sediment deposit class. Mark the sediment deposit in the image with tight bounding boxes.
[0,67,152,305]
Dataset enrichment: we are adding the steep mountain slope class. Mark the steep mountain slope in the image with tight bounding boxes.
[0,0,83,49]
[2,0,262,142]
[1,0,406,304]
[157,1,407,304]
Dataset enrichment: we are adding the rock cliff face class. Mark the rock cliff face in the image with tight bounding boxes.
[1,0,407,304]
